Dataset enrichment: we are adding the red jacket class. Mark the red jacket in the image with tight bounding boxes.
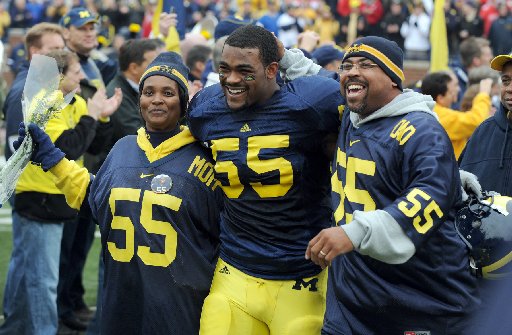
[360,0,384,25]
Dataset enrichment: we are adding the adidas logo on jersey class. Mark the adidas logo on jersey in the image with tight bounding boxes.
[219,266,230,274]
[240,124,251,132]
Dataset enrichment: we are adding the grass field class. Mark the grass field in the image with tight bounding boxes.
[0,203,101,313]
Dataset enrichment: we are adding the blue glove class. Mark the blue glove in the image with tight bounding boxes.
[14,122,65,172]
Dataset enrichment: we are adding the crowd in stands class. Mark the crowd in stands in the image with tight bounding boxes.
[0,0,511,70]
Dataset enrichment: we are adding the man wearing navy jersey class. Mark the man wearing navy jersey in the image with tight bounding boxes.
[306,36,479,334]
[188,25,344,334]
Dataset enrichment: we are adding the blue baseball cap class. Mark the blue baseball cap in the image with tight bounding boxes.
[60,7,99,28]
[312,45,345,67]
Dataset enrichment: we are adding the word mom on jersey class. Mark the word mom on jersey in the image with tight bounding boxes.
[188,156,222,191]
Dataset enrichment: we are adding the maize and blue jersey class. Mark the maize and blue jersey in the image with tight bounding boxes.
[329,109,478,326]
[89,128,222,334]
[188,77,344,279]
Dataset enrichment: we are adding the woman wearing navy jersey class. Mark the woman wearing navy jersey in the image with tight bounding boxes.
[14,52,223,334]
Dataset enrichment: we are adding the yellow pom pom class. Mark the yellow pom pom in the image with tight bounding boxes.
[129,23,141,33]
[200,29,211,40]
[97,35,108,47]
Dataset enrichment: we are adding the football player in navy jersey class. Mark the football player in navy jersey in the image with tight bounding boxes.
[13,52,223,335]
[187,25,344,334]
[305,36,479,334]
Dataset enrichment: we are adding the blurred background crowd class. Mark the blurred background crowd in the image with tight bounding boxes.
[0,0,511,86]
[0,1,510,333]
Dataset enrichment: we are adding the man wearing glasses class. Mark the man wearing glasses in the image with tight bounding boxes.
[305,36,479,334]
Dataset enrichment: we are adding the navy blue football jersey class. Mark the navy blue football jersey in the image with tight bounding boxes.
[330,110,478,317]
[89,128,222,334]
[188,77,344,279]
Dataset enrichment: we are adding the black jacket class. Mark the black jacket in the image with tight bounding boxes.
[106,73,141,145]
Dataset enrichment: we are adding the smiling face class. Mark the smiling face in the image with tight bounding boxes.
[139,75,181,132]
[64,22,98,55]
[339,56,399,118]
[218,44,277,111]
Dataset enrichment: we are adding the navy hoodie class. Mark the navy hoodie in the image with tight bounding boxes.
[459,104,512,195]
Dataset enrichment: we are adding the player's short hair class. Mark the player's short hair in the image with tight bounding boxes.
[25,22,64,56]
[45,49,79,75]
[421,71,452,100]
[460,37,491,68]
[119,39,161,72]
[225,25,279,67]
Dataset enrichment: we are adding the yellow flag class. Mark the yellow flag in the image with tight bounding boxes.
[152,0,175,36]
[430,0,448,72]
[151,0,164,37]
[151,0,180,53]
